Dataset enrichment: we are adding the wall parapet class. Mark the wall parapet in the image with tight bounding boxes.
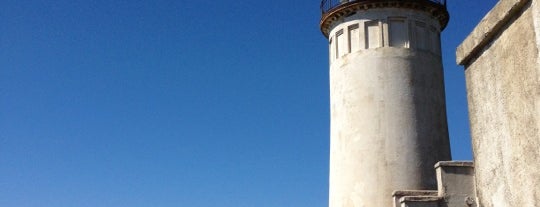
[456,0,531,66]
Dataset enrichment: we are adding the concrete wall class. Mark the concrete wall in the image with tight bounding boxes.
[328,8,451,207]
[456,0,540,206]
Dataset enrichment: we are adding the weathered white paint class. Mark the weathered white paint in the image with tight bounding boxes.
[327,8,451,207]
[456,0,540,206]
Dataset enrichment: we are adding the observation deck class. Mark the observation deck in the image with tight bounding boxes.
[320,0,449,37]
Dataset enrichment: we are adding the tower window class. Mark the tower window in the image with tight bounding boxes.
[348,24,360,53]
[429,26,440,54]
[365,21,381,49]
[329,37,334,62]
[336,29,346,57]
[388,18,409,48]
[415,21,428,50]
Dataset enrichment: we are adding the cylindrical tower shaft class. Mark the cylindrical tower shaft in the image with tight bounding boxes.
[320,1,451,207]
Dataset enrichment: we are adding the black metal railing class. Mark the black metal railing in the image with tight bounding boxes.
[320,0,446,14]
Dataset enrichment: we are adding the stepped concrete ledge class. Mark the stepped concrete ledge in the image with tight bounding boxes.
[400,196,442,202]
[393,161,476,207]
[435,161,476,207]
[393,190,438,207]
[399,196,442,207]
[456,0,530,65]
[434,161,474,168]
[393,190,438,197]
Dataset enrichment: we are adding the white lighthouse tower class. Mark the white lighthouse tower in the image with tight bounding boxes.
[319,0,451,206]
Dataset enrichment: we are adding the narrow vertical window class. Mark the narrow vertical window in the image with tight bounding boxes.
[329,37,334,63]
[336,29,346,57]
[365,21,381,49]
[388,18,408,48]
[348,24,360,53]
[415,21,427,50]
[429,26,440,54]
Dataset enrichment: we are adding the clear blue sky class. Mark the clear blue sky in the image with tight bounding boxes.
[1,1,498,206]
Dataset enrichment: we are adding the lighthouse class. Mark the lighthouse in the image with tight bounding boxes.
[319,0,452,206]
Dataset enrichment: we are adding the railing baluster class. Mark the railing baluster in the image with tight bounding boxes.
[321,0,447,14]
